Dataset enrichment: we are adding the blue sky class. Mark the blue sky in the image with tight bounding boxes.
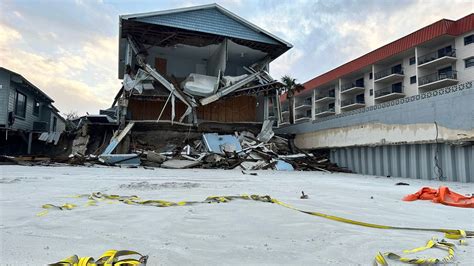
[0,0,472,115]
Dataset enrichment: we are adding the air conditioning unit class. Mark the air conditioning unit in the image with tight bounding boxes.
[33,121,48,132]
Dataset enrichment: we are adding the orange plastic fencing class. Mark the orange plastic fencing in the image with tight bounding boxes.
[403,186,474,208]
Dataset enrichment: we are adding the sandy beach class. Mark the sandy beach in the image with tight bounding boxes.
[1,165,473,265]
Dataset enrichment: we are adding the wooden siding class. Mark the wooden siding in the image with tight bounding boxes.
[196,95,256,122]
[128,98,188,121]
[128,95,257,122]
[0,70,10,126]
[7,84,50,131]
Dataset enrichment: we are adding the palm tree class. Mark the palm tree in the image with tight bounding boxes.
[281,75,305,124]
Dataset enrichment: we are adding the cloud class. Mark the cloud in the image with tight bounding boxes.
[0,23,119,115]
[0,0,472,114]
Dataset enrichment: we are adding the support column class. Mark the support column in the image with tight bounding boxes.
[27,132,33,154]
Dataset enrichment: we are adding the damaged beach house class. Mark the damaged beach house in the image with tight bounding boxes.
[73,4,327,169]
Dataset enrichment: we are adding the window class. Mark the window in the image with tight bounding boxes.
[409,57,415,65]
[33,100,40,116]
[369,89,373,96]
[52,117,58,132]
[465,57,474,68]
[369,72,373,79]
[15,91,27,118]
[464,34,474,45]
[410,76,417,84]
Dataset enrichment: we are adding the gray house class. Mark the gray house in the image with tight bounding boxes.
[0,67,65,154]
[115,4,292,127]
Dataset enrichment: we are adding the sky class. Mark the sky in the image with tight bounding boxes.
[0,0,472,115]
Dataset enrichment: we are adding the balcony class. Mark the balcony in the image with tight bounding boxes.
[374,67,404,83]
[314,92,336,103]
[279,116,290,126]
[418,49,456,69]
[341,82,365,94]
[295,99,312,111]
[341,98,365,111]
[295,113,311,123]
[375,85,405,102]
[418,70,458,91]
[315,106,336,117]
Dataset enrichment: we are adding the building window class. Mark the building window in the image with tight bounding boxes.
[464,34,474,45]
[369,89,373,96]
[15,91,27,118]
[410,76,416,84]
[33,100,40,116]
[52,116,58,132]
[465,57,474,68]
[409,57,415,65]
[369,72,373,79]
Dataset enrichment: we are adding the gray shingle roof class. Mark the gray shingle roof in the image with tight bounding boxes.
[132,7,280,45]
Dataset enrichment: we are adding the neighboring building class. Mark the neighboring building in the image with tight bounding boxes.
[275,14,474,182]
[115,4,291,128]
[0,67,65,154]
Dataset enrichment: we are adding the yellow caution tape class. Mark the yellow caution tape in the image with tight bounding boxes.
[374,238,456,265]
[39,193,473,240]
[48,249,147,266]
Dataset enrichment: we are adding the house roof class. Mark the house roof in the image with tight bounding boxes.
[282,13,474,100]
[0,67,54,103]
[120,3,292,48]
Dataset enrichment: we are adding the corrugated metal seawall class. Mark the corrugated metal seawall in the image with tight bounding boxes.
[330,143,473,183]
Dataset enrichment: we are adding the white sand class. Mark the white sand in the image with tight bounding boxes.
[1,165,473,265]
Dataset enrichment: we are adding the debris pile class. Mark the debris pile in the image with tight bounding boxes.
[129,121,350,173]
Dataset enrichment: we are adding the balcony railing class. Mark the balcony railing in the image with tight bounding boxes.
[295,113,311,120]
[375,85,404,98]
[418,70,458,86]
[374,67,404,80]
[341,98,365,107]
[418,49,456,66]
[316,91,336,99]
[315,106,335,114]
[303,98,312,105]
[341,82,364,91]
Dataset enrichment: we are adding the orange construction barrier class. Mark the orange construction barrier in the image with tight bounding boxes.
[403,186,474,208]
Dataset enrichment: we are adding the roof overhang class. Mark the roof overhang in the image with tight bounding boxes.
[118,4,292,73]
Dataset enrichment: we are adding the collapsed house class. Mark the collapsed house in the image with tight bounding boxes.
[112,4,291,131]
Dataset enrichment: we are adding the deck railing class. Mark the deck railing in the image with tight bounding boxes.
[374,67,404,80]
[418,70,457,86]
[418,49,456,65]
[341,98,365,107]
[375,85,404,98]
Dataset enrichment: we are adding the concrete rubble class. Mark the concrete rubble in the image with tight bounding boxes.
[11,119,349,173]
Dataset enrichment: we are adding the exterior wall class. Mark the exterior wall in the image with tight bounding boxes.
[277,81,474,146]
[456,31,474,83]
[363,71,374,106]
[5,76,52,132]
[0,70,10,126]
[50,112,66,132]
[402,54,418,97]
[330,143,473,183]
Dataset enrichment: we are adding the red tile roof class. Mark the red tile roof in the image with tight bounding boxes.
[281,13,473,101]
